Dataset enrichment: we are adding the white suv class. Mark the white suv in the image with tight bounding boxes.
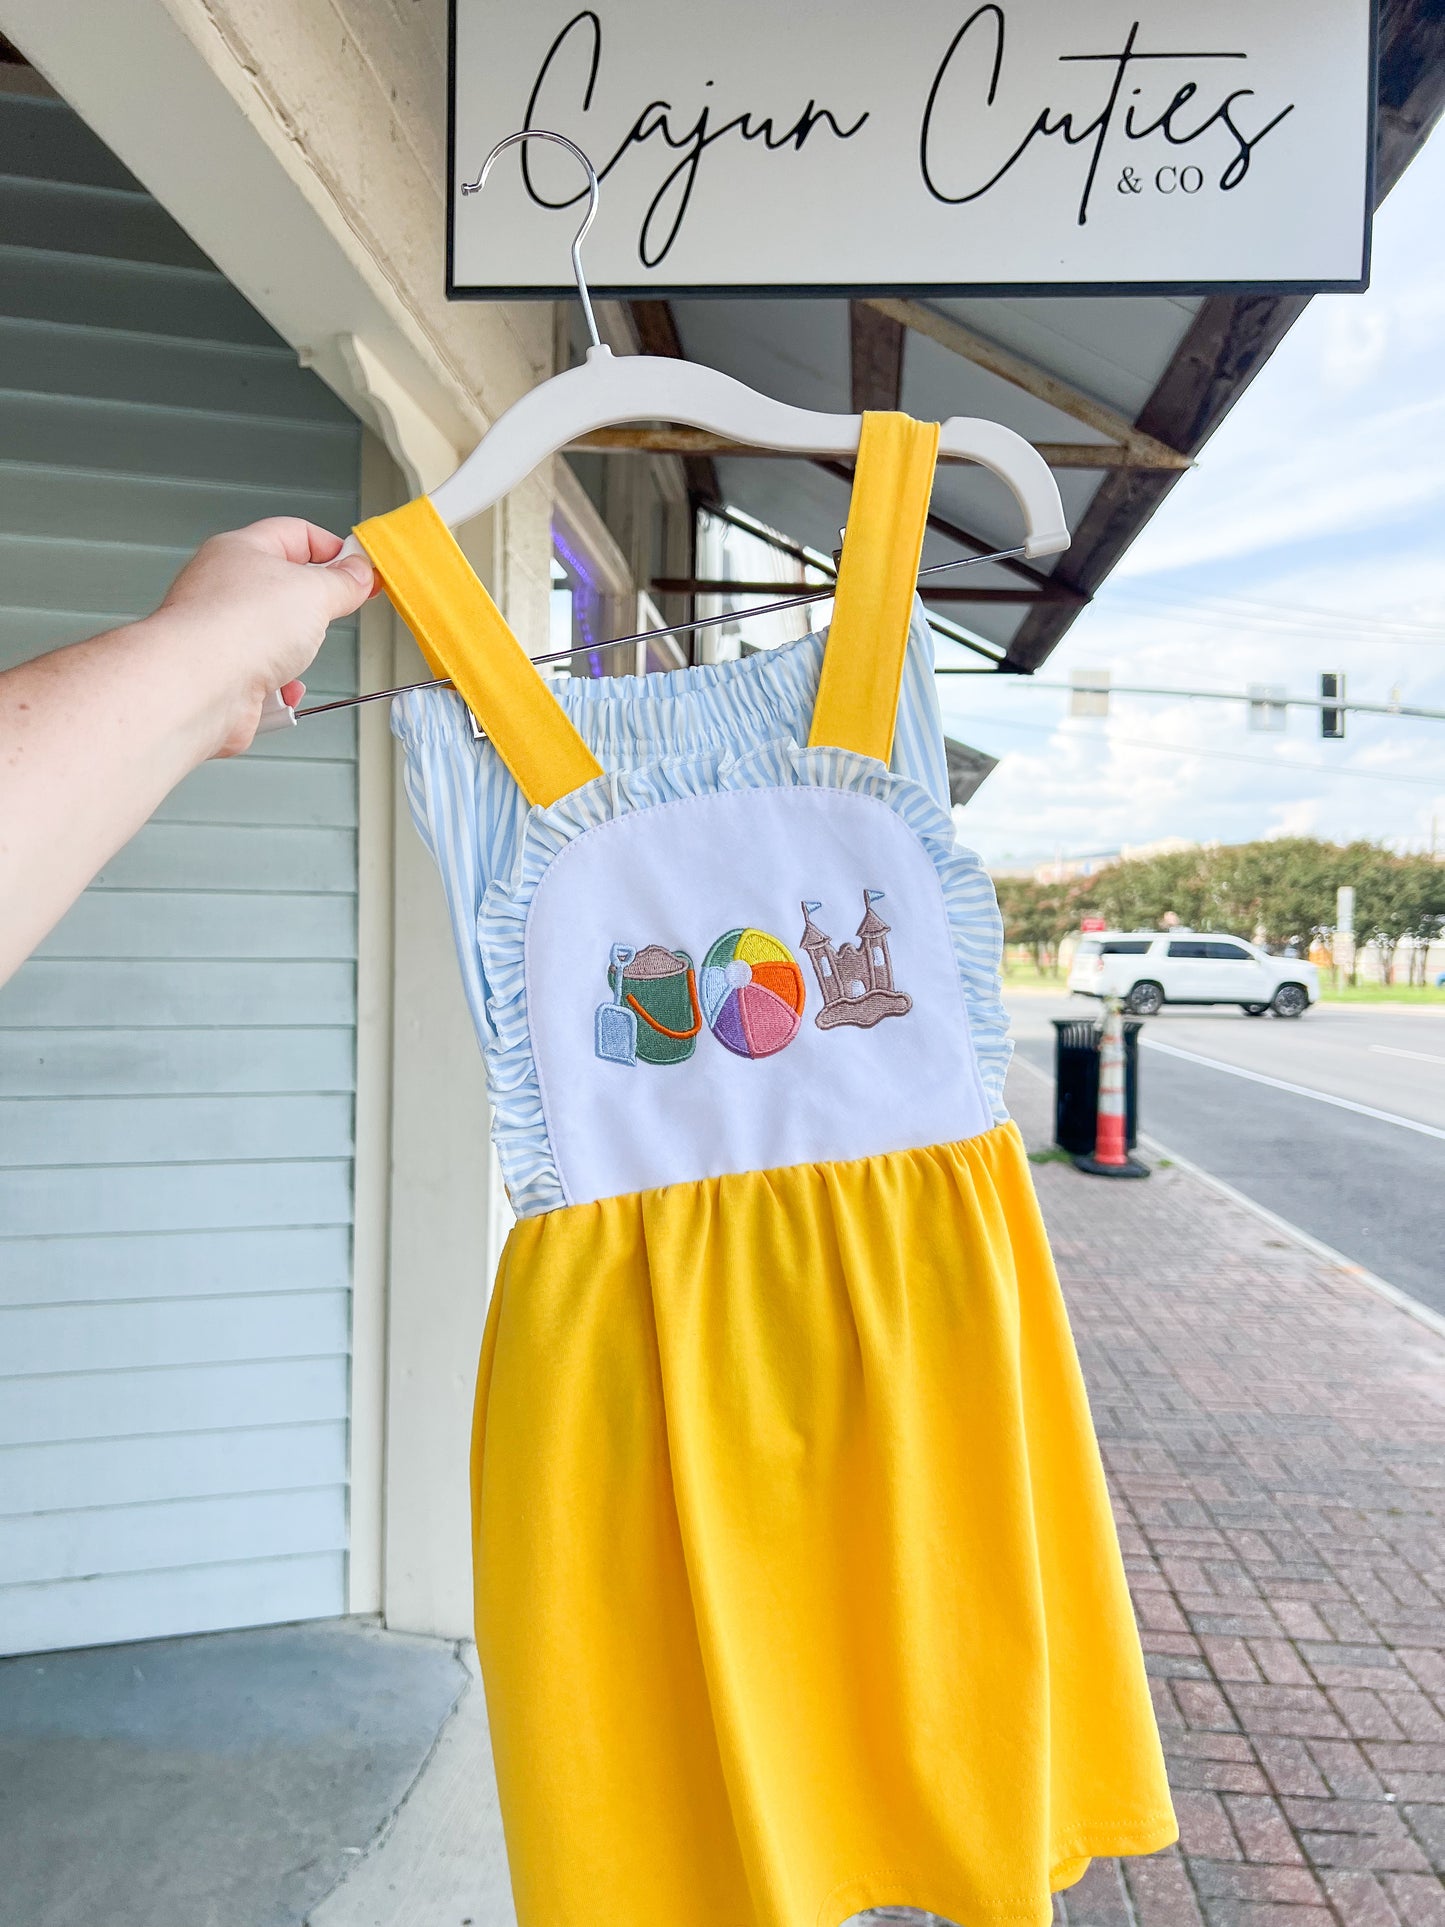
[1067,931,1318,1018]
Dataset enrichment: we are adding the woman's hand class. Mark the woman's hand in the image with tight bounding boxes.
[0,518,377,985]
[150,518,375,758]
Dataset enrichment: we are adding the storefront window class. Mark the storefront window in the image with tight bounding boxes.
[550,533,605,676]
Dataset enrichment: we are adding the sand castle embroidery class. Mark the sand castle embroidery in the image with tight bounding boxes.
[798,891,913,1031]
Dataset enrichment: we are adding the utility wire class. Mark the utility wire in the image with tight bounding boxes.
[1106,609,1445,649]
[1109,584,1445,633]
[1130,587,1445,637]
[935,673,1445,721]
[1100,586,1445,645]
[947,712,1445,789]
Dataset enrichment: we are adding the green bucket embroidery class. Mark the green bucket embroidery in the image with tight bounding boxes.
[603,944,701,1066]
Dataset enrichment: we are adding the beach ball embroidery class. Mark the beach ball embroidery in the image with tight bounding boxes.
[699,928,806,1058]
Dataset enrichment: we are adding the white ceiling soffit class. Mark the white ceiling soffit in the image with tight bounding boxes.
[671,292,1200,655]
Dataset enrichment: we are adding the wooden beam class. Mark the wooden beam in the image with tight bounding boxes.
[912,583,1081,605]
[567,426,1175,468]
[1376,0,1445,204]
[996,4,1445,683]
[864,296,1190,473]
[1000,295,1302,673]
[624,300,721,506]
[990,0,1445,677]
[652,577,1075,604]
[850,300,905,412]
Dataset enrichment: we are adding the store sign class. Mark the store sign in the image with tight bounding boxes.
[448,0,1375,299]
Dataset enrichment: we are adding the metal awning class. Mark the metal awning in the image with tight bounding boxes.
[944,737,999,809]
[616,0,1444,676]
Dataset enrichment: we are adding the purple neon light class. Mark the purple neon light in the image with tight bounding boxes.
[551,524,605,677]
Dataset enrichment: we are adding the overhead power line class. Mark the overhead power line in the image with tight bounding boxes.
[1101,586,1445,645]
[1126,587,1445,637]
[947,712,1445,789]
[936,673,1445,723]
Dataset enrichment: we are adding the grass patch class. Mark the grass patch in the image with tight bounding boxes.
[1002,960,1070,988]
[999,958,1445,1007]
[1027,1146,1075,1165]
[1319,983,1445,1006]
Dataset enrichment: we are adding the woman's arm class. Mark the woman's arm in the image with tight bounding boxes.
[0,518,374,986]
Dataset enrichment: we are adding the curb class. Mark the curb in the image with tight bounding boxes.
[1008,1050,1445,1347]
[1136,1130,1445,1347]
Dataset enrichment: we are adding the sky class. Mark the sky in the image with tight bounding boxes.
[935,125,1445,872]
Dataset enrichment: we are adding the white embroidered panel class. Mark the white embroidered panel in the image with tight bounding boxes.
[524,786,993,1208]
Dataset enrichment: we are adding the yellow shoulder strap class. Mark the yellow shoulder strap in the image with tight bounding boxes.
[354,496,603,810]
[807,412,940,764]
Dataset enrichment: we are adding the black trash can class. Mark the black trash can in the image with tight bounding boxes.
[1051,1016,1143,1155]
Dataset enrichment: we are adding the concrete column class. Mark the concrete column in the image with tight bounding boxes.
[383,487,551,1640]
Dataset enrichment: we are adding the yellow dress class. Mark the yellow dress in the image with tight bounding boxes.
[358,415,1176,1927]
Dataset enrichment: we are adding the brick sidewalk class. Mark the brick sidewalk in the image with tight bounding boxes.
[1002,1067,1445,1927]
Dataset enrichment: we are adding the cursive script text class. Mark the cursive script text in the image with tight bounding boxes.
[920,5,1296,226]
[524,10,869,267]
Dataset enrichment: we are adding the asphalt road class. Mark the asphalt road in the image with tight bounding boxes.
[1006,992,1445,1315]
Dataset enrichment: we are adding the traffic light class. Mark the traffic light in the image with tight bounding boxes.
[1320,672,1345,738]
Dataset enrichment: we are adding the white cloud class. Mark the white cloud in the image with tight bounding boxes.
[1112,429,1445,577]
[1318,304,1394,392]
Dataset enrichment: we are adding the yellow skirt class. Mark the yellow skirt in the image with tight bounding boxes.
[471,1122,1176,1927]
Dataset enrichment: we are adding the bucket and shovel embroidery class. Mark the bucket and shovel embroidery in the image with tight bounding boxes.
[596,944,702,1066]
[593,892,912,1067]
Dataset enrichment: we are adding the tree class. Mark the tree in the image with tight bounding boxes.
[1371,855,1445,986]
[994,876,1075,974]
[1347,848,1443,985]
[1026,837,1429,971]
[994,876,1045,971]
[1397,854,1445,984]
[1205,839,1339,950]
[1085,847,1209,932]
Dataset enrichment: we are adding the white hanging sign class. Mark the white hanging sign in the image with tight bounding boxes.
[448,0,1376,298]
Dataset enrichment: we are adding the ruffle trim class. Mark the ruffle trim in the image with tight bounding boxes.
[477,738,1013,1218]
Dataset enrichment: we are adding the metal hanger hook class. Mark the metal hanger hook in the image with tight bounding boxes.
[459,129,602,353]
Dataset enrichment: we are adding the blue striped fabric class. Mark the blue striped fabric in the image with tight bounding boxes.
[393,598,1013,1210]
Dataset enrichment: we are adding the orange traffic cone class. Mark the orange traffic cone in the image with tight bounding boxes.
[1073,997,1149,1179]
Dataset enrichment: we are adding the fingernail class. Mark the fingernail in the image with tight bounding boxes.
[335,555,374,587]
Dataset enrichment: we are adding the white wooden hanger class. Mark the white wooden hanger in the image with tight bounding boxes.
[257,130,1069,734]
[427,347,1069,552]
[431,132,1068,555]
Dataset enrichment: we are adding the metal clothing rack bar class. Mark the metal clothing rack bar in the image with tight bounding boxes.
[295,544,1022,721]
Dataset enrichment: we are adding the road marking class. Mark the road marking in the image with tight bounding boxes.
[1372,1043,1445,1067]
[1007,1051,1445,1344]
[1139,1038,1445,1140]
[1136,1132,1445,1346]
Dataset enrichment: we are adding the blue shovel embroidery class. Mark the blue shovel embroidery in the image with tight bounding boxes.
[595,943,638,1065]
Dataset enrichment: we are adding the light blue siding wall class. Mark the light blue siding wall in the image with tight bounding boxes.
[0,91,362,1655]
